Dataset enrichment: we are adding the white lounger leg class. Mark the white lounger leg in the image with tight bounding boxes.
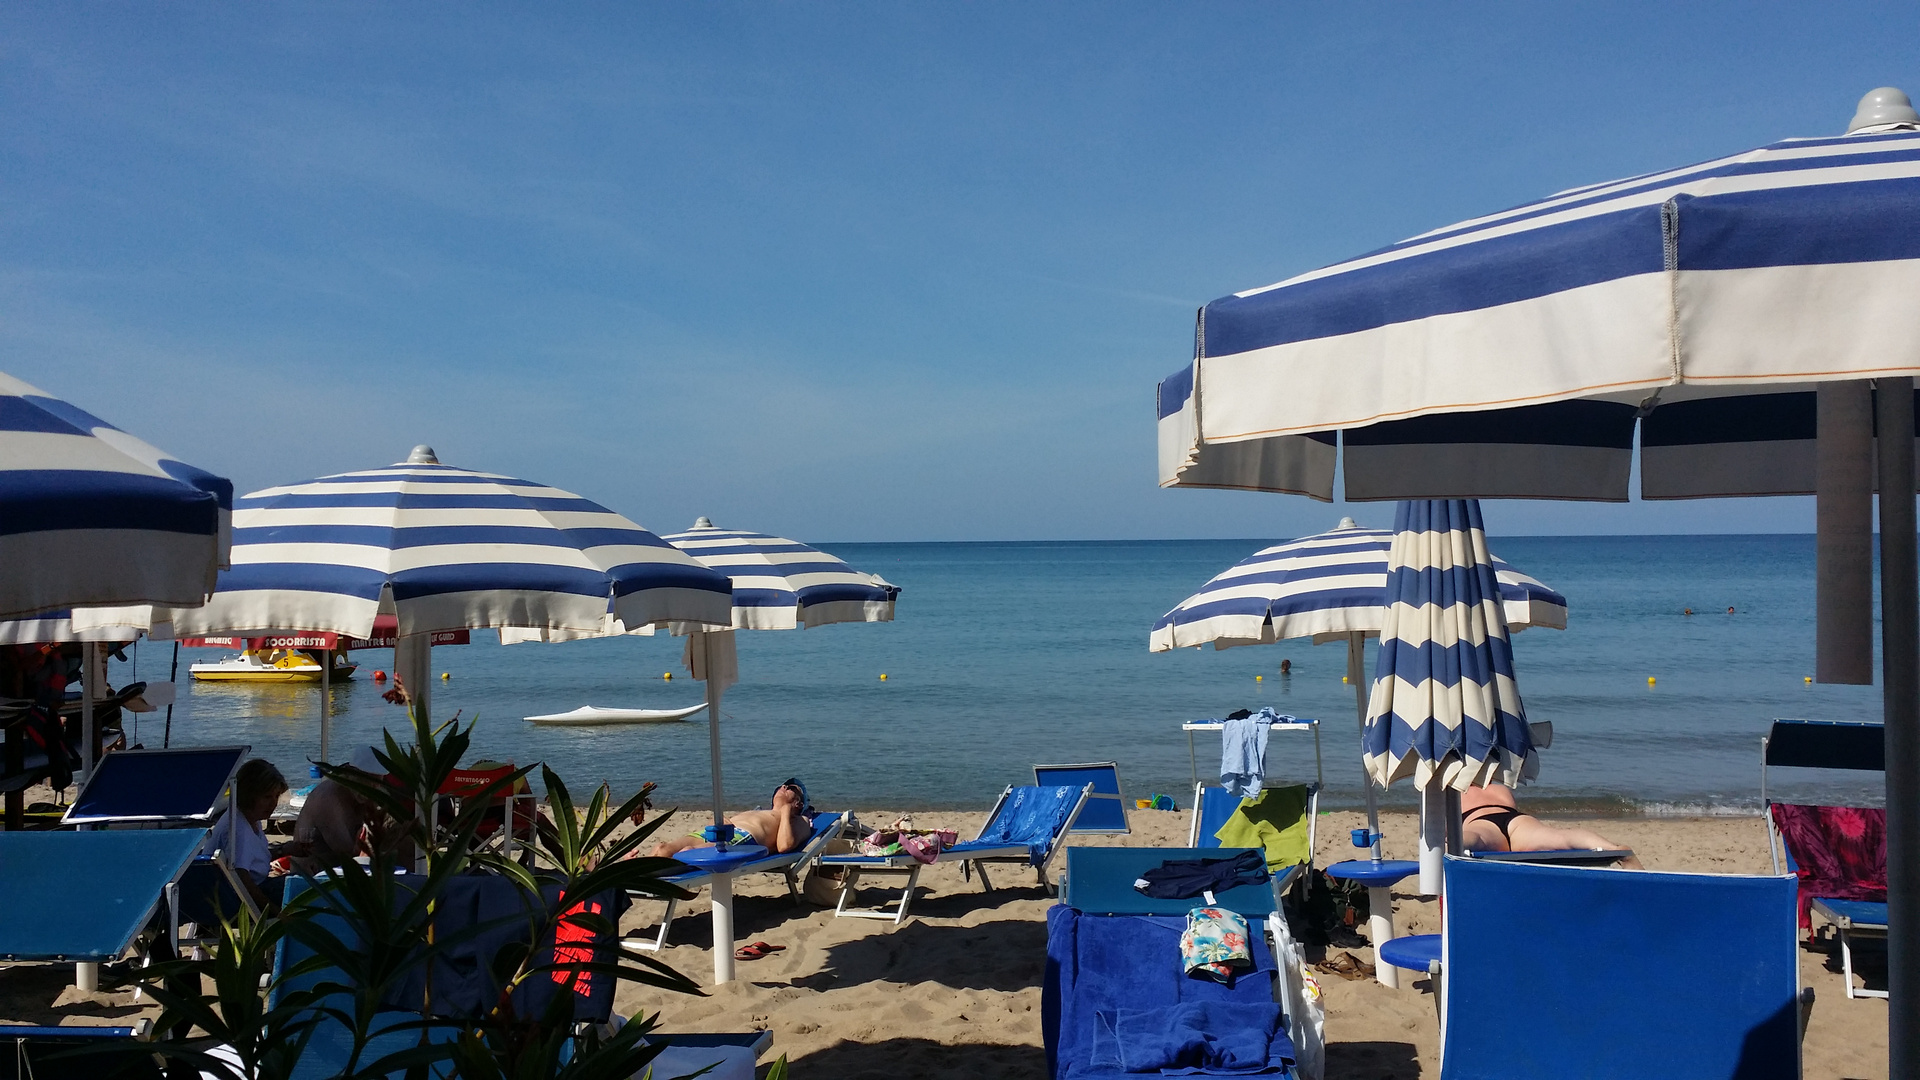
[623,897,678,954]
[833,864,922,923]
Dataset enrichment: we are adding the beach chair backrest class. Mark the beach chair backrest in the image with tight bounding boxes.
[1440,857,1799,1080]
[1033,762,1128,833]
[1188,784,1241,846]
[975,784,1089,861]
[62,745,250,825]
[1760,719,1883,873]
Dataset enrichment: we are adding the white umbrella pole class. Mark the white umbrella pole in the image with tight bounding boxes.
[705,631,727,835]
[701,629,736,985]
[79,642,96,787]
[1418,783,1447,897]
[1348,633,1382,862]
[319,648,331,766]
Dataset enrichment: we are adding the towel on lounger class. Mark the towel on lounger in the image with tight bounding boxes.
[1219,715,1270,799]
[1090,1001,1285,1074]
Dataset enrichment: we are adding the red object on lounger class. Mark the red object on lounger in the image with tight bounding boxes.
[1769,803,1886,929]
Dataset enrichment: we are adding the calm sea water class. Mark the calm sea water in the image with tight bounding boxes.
[116,536,1887,817]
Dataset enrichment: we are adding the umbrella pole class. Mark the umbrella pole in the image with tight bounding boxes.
[701,629,735,986]
[319,648,331,766]
[1349,633,1382,862]
[1876,378,1918,1069]
[80,642,96,788]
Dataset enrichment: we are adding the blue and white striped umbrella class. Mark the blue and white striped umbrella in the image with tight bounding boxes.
[80,446,733,640]
[1363,501,1535,793]
[662,518,899,630]
[0,372,231,618]
[1157,104,1920,502]
[1149,518,1564,653]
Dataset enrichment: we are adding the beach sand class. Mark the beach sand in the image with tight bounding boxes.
[0,810,1888,1079]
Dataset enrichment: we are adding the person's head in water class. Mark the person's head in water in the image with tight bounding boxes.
[1279,659,1292,674]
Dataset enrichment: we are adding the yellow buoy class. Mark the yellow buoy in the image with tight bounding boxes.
[1342,675,1349,684]
[441,672,450,681]
[1647,676,1656,686]
[663,672,673,680]
[1255,675,1263,682]
[880,673,889,681]
[1805,676,1814,684]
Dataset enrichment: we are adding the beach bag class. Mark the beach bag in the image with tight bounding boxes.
[801,838,857,906]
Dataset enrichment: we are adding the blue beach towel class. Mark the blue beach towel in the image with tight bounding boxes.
[1220,713,1271,799]
[1091,1001,1285,1075]
[950,784,1082,863]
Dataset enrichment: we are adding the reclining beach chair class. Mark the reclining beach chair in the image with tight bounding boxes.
[1044,846,1317,1080]
[1435,855,1801,1080]
[1188,781,1317,893]
[1035,762,1129,833]
[0,829,206,993]
[1,1021,157,1078]
[621,809,855,953]
[1762,717,1887,999]
[824,783,1093,924]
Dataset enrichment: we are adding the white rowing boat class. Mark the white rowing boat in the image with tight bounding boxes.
[522,704,708,726]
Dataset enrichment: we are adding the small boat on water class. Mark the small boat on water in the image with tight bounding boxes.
[523,704,708,726]
[190,648,358,684]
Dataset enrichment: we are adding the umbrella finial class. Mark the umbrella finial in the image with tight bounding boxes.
[407,445,439,465]
[693,516,714,529]
[1848,87,1919,134]
[1335,516,1359,530]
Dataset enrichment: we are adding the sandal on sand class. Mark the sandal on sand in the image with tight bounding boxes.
[733,942,786,961]
[1312,950,1375,981]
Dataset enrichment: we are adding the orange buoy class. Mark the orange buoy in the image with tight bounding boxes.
[373,670,387,682]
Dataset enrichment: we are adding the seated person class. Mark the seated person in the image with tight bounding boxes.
[649,779,811,859]
[202,758,291,912]
[1461,783,1644,869]
[288,745,385,875]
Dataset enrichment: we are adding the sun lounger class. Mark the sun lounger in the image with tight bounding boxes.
[1187,781,1317,893]
[1437,855,1801,1079]
[1044,846,1316,1080]
[824,783,1093,924]
[1,1021,157,1078]
[1034,762,1129,833]
[62,744,250,827]
[0,829,205,963]
[640,1030,775,1080]
[1761,718,1887,999]
[622,810,855,953]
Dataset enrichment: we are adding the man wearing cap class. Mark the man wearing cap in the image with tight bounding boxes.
[289,746,386,875]
[648,780,811,860]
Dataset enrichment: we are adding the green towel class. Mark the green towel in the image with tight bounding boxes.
[1212,785,1311,871]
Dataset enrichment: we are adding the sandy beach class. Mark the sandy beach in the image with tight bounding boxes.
[5,806,1880,1079]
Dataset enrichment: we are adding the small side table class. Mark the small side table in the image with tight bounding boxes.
[676,844,768,985]
[1324,859,1419,989]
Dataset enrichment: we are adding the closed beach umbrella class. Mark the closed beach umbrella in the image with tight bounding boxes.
[0,372,231,618]
[657,518,897,984]
[1365,501,1534,895]
[1150,513,1563,860]
[79,446,735,733]
[1152,91,1920,1066]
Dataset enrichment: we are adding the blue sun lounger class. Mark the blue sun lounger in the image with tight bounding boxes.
[1045,846,1305,1079]
[622,810,855,953]
[824,784,1093,924]
[1188,782,1318,893]
[1435,856,1802,1079]
[0,829,205,963]
[1035,762,1129,833]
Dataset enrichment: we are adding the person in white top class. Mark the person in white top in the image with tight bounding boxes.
[203,758,289,913]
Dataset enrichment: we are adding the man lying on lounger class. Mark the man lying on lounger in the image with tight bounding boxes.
[1461,784,1645,869]
[649,779,812,859]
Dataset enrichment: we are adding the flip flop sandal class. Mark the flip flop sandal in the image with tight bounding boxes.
[748,941,787,953]
[734,943,775,961]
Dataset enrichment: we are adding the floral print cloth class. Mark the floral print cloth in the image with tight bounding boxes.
[1181,906,1253,982]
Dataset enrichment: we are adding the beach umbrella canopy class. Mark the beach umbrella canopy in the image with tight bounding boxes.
[1364,501,1533,895]
[662,518,899,630]
[1149,517,1564,652]
[81,446,733,642]
[1156,93,1920,503]
[0,372,231,618]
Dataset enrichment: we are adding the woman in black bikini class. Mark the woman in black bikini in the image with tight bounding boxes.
[1460,785,1644,869]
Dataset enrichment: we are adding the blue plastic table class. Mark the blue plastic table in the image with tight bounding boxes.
[673,842,768,986]
[1326,858,1421,989]
[0,830,204,960]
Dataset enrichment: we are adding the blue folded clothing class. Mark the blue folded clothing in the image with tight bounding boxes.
[1090,1001,1285,1075]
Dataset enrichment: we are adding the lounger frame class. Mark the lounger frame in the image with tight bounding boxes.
[829,783,1093,924]
[622,811,856,954]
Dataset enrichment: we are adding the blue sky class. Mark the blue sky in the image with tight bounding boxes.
[3,4,1911,542]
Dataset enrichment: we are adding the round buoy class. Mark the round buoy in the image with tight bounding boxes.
[1255,675,1263,682]
[373,670,387,682]
[441,672,450,681]
[1805,676,1814,684]
[1647,676,1656,686]
[663,672,673,680]
[880,673,889,681]
[1341,675,1349,684]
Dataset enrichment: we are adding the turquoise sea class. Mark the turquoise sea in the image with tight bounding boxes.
[117,535,1887,816]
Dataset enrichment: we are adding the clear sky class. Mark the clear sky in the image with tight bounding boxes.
[3,4,1912,542]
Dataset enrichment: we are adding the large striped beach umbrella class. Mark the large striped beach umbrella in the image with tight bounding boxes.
[653,518,896,985]
[79,446,735,724]
[1150,514,1562,862]
[0,372,231,618]
[1364,501,1533,895]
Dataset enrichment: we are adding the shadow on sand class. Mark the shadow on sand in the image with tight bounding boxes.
[1325,1040,1421,1079]
[788,916,1049,992]
[765,1036,1047,1080]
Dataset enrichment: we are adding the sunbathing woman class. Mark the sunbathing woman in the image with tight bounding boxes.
[1460,784,1644,869]
[649,779,811,859]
